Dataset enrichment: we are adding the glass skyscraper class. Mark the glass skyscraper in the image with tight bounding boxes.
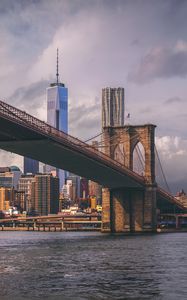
[47,83,68,132]
[24,157,39,175]
[46,50,68,190]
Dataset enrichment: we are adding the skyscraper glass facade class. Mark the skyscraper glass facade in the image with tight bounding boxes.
[47,83,68,132]
[46,83,68,189]
[24,157,39,175]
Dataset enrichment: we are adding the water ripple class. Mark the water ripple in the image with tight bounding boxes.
[0,232,187,299]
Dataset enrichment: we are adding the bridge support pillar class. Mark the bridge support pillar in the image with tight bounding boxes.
[111,189,130,233]
[111,189,146,233]
[143,184,157,231]
[102,186,157,233]
[130,190,144,232]
[101,188,111,232]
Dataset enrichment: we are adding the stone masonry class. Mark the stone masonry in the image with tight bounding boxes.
[101,124,157,233]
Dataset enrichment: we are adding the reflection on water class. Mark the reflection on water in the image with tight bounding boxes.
[0,232,187,300]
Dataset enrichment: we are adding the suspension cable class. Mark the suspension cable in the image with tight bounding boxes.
[84,132,103,143]
[82,129,145,176]
[137,143,145,163]
[155,145,171,193]
[84,127,130,144]
[136,143,145,173]
[82,128,130,148]
[134,146,144,172]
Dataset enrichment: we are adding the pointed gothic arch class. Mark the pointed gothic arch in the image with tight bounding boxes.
[103,124,156,184]
[132,141,145,176]
[114,143,125,165]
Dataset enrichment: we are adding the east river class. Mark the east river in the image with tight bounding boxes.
[0,232,187,300]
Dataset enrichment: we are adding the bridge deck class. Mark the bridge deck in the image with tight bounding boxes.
[0,100,144,188]
[0,100,185,209]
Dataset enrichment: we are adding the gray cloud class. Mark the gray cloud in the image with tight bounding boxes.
[165,96,184,104]
[131,39,140,47]
[128,44,187,84]
[7,80,49,116]
[69,97,101,140]
[139,107,153,114]
[7,79,102,141]
[1,0,187,189]
[0,150,23,170]
[179,113,187,118]
[155,135,187,193]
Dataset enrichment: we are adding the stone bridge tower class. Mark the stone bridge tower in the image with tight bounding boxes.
[102,124,157,233]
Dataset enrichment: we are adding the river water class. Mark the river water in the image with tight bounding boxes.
[0,232,186,300]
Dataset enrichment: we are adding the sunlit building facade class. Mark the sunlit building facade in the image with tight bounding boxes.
[102,87,125,127]
[18,174,35,213]
[33,174,59,216]
[0,187,13,211]
[0,166,22,189]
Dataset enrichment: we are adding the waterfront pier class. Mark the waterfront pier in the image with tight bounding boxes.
[0,214,102,232]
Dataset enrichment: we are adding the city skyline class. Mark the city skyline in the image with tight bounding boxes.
[0,0,187,192]
[0,3,186,299]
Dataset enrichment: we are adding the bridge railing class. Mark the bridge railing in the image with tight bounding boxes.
[157,186,185,209]
[0,99,145,184]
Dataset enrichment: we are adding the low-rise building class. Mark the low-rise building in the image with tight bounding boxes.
[0,187,14,211]
[175,189,187,209]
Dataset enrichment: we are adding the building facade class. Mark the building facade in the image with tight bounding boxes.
[13,191,26,212]
[0,187,13,211]
[88,180,102,205]
[47,83,68,133]
[80,178,89,199]
[0,171,14,188]
[18,173,59,216]
[18,174,35,213]
[66,174,80,200]
[102,87,125,127]
[33,174,59,216]
[46,51,68,190]
[0,166,22,189]
[24,157,39,175]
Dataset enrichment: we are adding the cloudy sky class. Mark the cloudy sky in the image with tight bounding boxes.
[0,0,187,193]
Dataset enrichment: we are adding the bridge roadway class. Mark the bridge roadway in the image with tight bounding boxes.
[0,100,184,209]
[0,100,144,188]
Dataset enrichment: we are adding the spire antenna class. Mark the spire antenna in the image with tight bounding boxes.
[56,48,59,84]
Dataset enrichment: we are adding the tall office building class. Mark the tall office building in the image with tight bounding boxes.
[0,187,13,211]
[46,49,68,189]
[18,173,59,215]
[102,87,125,128]
[13,191,26,212]
[33,174,59,216]
[18,174,35,213]
[66,173,80,201]
[80,178,89,199]
[24,157,39,175]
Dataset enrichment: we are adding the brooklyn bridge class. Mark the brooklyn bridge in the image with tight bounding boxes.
[0,100,185,233]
